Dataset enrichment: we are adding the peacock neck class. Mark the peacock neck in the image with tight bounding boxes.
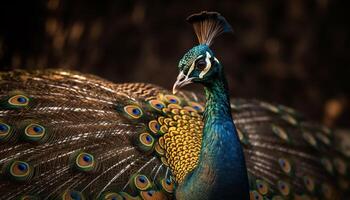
[176,69,249,200]
[203,73,232,122]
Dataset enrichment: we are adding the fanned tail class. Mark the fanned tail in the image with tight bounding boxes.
[0,70,174,199]
[231,99,350,199]
[0,69,348,199]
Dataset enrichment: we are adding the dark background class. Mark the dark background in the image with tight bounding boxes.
[0,0,349,128]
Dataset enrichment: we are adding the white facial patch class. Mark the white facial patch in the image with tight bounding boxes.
[185,55,203,78]
[199,52,212,78]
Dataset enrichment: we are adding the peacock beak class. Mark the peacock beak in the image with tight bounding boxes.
[172,71,194,94]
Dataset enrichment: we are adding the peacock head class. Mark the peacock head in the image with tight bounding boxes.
[173,11,233,94]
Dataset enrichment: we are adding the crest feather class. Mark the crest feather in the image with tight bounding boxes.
[187,11,233,46]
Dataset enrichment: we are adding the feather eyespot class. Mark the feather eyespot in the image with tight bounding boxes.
[74,152,96,172]
[6,160,34,181]
[277,180,290,196]
[164,95,181,104]
[24,123,46,141]
[0,122,10,134]
[137,132,155,152]
[278,158,292,174]
[160,178,174,194]
[140,133,154,146]
[0,122,12,141]
[8,94,29,107]
[256,179,269,195]
[11,161,30,176]
[148,120,160,135]
[272,125,289,141]
[149,100,165,111]
[303,176,315,192]
[99,192,123,200]
[249,190,263,200]
[123,105,143,119]
[130,174,152,191]
[62,190,85,200]
[188,101,204,113]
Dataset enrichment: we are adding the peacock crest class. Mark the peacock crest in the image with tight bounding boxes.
[187,11,233,46]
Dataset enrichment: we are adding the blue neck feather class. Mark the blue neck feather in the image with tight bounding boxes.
[176,67,249,200]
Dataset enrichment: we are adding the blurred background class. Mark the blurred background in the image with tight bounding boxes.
[0,0,349,130]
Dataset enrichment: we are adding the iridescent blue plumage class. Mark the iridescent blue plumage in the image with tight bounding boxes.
[172,12,249,199]
[175,50,249,199]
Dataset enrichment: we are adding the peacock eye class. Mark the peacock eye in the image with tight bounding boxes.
[73,152,97,172]
[123,105,143,119]
[130,174,152,191]
[8,94,29,107]
[6,160,34,181]
[195,58,207,70]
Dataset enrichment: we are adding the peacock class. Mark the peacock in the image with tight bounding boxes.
[0,11,349,200]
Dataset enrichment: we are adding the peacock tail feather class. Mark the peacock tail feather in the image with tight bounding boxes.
[0,69,349,199]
